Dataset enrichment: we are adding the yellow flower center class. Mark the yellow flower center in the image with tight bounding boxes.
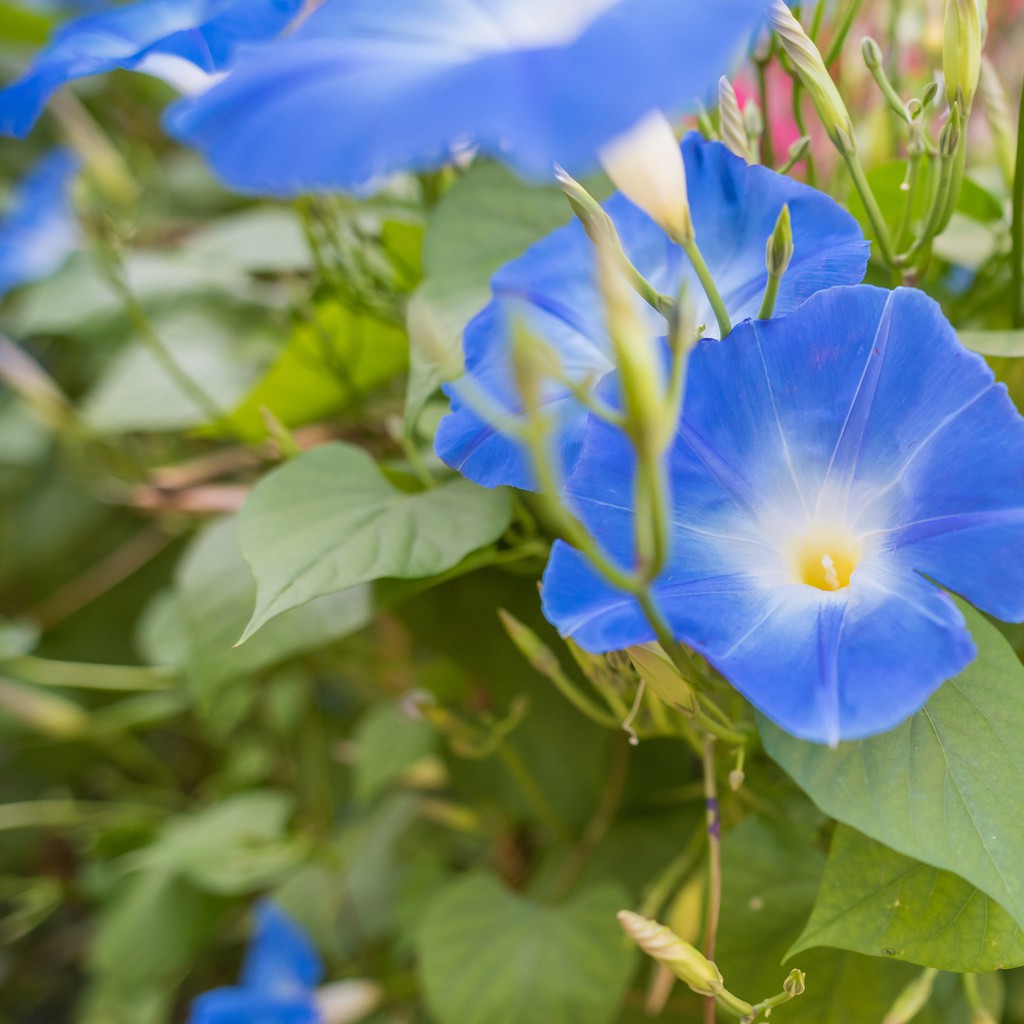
[790,527,861,591]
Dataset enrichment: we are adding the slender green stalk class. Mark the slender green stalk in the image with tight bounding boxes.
[898,148,956,266]
[96,234,224,424]
[863,43,911,124]
[823,0,865,65]
[756,59,774,167]
[634,452,670,582]
[758,273,782,319]
[790,82,818,187]
[8,656,176,692]
[884,0,902,94]
[962,974,997,1022]
[552,733,631,897]
[702,736,722,1024]
[682,240,732,338]
[808,0,827,40]
[894,151,925,253]
[843,150,896,265]
[1012,78,1024,327]
[497,744,571,841]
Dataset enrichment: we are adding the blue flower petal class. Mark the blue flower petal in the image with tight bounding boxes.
[188,989,321,1024]
[435,134,868,490]
[188,904,323,1024]
[541,285,1024,742]
[0,149,79,300]
[167,0,766,194]
[0,0,303,138]
[241,903,323,996]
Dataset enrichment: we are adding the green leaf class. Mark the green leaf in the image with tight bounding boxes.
[760,599,1024,932]
[353,702,438,804]
[715,815,969,1024]
[131,791,297,895]
[405,164,572,429]
[88,872,223,1014]
[960,328,1024,357]
[138,516,371,720]
[417,875,633,1024]
[237,443,513,640]
[81,306,274,432]
[208,300,408,442]
[181,207,313,275]
[790,825,1024,971]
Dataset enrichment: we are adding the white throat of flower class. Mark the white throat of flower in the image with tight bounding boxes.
[456,0,620,53]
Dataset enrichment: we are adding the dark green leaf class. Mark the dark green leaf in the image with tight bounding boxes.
[790,825,1024,971]
[716,815,968,1024]
[760,600,1024,931]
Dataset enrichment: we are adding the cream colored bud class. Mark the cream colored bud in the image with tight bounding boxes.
[718,77,750,163]
[599,111,693,244]
[315,980,383,1024]
[767,0,855,151]
[944,0,981,111]
[617,910,725,998]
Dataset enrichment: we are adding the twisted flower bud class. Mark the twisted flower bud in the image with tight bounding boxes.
[766,0,855,152]
[616,910,725,999]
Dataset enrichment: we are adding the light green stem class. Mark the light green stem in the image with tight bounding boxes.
[682,239,732,338]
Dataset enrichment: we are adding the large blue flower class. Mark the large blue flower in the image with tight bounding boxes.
[0,0,304,138]
[167,0,766,195]
[541,285,1024,744]
[435,134,869,491]
[189,902,324,1024]
[0,149,79,300]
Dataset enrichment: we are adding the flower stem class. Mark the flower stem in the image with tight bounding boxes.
[1012,77,1024,327]
[682,239,732,338]
[758,272,782,319]
[823,0,865,65]
[843,149,896,266]
[702,735,722,1024]
[95,230,224,424]
[498,743,571,841]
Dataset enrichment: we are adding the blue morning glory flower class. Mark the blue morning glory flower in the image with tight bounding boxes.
[189,902,324,1024]
[541,285,1024,744]
[435,134,869,491]
[0,0,305,138]
[0,149,79,301]
[167,0,767,195]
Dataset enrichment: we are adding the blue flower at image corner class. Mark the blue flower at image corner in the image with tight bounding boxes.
[0,0,305,139]
[541,285,1024,745]
[434,133,870,491]
[0,149,79,301]
[189,902,324,1024]
[166,0,767,196]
